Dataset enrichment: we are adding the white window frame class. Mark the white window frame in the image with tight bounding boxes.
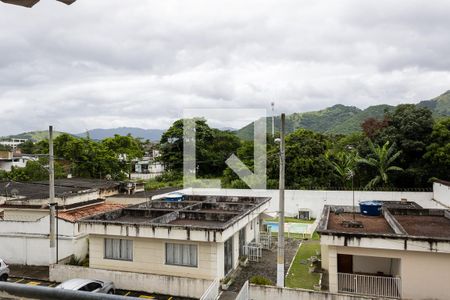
[104,238,133,261]
[165,243,198,268]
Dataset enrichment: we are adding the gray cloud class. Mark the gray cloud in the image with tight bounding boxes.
[1,0,450,135]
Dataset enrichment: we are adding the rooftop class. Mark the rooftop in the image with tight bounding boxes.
[317,202,450,242]
[0,178,122,209]
[57,203,126,223]
[107,187,179,199]
[79,195,271,231]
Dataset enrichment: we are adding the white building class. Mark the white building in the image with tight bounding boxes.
[317,203,450,300]
[0,138,27,151]
[0,179,123,265]
[0,151,36,172]
[49,195,270,298]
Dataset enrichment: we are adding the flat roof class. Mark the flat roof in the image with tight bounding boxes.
[79,195,271,231]
[317,203,450,242]
[327,212,394,234]
[0,179,122,208]
[107,187,179,199]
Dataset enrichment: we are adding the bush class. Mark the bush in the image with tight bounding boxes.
[67,255,89,267]
[250,275,274,286]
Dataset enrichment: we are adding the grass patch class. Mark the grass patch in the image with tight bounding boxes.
[265,217,315,224]
[285,240,321,290]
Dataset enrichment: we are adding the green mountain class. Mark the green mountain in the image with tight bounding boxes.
[417,90,450,118]
[327,104,394,135]
[236,91,450,139]
[5,130,68,142]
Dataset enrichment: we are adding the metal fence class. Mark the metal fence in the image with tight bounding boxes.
[338,273,401,298]
[259,232,272,249]
[200,279,220,300]
[244,243,263,262]
[235,280,249,300]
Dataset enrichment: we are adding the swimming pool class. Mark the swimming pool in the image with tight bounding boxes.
[264,221,309,233]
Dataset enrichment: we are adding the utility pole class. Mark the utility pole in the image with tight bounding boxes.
[271,102,275,136]
[277,113,286,287]
[49,125,57,265]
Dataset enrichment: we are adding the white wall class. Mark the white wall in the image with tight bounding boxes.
[180,188,436,218]
[50,264,212,299]
[0,216,87,265]
[352,255,399,276]
[433,182,450,207]
[249,284,387,300]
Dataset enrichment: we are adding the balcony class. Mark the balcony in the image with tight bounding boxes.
[338,272,401,298]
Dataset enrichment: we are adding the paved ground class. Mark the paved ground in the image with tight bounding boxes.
[7,277,194,299]
[227,238,301,293]
[9,265,49,281]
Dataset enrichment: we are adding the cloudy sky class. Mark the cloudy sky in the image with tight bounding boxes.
[1,0,450,135]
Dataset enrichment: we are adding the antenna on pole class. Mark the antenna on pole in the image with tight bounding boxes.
[277,113,285,287]
[271,102,275,136]
[49,125,57,265]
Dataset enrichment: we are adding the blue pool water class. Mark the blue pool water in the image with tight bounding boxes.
[264,221,309,233]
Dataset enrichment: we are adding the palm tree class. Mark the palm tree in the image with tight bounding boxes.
[329,150,358,188]
[358,140,403,189]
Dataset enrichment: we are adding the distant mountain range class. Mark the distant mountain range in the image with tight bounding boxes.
[236,91,450,139]
[3,127,165,142]
[3,91,449,142]
[75,127,165,141]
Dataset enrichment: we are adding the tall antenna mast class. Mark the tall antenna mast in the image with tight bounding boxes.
[271,102,275,136]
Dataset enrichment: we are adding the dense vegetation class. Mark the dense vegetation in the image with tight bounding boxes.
[0,134,144,182]
[1,101,449,191]
[157,104,449,189]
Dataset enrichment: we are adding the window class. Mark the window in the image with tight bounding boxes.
[165,243,198,267]
[80,282,102,292]
[104,238,133,261]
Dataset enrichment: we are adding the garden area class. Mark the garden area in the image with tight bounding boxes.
[285,239,321,290]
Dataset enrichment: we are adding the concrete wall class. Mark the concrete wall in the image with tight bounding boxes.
[49,264,211,299]
[180,188,436,218]
[249,284,388,300]
[3,209,48,221]
[0,216,87,265]
[323,245,450,300]
[352,255,399,275]
[89,235,220,280]
[433,182,450,207]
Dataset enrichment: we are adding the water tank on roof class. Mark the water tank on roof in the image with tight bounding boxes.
[165,192,184,202]
[359,201,383,216]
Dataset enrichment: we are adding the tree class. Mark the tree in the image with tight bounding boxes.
[424,118,450,181]
[361,117,389,139]
[102,134,144,178]
[18,140,35,154]
[357,140,403,188]
[375,104,434,186]
[328,150,359,188]
[160,118,240,178]
[284,129,333,188]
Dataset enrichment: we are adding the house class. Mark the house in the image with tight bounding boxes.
[0,179,125,265]
[75,195,270,281]
[0,138,27,151]
[0,151,36,172]
[131,150,165,180]
[317,202,450,300]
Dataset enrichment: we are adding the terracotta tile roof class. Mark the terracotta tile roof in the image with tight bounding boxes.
[58,203,125,223]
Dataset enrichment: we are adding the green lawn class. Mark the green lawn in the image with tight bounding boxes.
[285,240,321,290]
